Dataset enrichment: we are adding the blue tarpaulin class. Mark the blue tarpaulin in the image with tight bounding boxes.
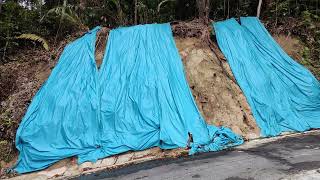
[214,17,320,137]
[15,23,243,173]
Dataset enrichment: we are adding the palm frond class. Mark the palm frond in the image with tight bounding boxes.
[15,34,49,51]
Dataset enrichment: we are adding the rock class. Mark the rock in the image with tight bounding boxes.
[94,157,116,168]
[114,153,134,165]
[37,166,67,178]
[63,165,79,177]
[246,133,260,140]
[10,174,48,180]
[133,150,152,159]
[78,162,94,172]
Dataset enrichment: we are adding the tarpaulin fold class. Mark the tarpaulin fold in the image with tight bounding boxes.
[214,17,320,137]
[15,23,243,173]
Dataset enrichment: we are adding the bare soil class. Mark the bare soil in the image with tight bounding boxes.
[176,37,260,139]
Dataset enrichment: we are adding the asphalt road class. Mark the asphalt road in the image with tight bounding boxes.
[76,131,320,180]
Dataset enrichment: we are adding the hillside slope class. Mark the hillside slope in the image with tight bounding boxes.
[0,26,313,177]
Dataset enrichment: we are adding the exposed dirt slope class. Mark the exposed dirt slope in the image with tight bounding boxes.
[0,30,309,177]
[176,38,260,139]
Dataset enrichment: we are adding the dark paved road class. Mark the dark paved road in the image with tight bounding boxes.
[76,131,320,180]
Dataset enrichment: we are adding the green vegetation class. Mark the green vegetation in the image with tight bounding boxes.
[263,0,319,77]
[0,0,319,64]
[15,34,49,50]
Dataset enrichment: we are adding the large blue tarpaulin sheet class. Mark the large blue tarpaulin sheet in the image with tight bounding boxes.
[15,23,243,173]
[214,17,320,137]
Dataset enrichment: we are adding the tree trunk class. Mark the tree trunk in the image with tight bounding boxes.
[257,0,263,18]
[0,0,2,14]
[79,0,85,10]
[196,0,210,24]
[227,0,230,18]
[115,0,125,25]
[134,0,138,24]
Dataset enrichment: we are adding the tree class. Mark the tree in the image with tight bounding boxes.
[196,0,210,24]
[257,0,263,17]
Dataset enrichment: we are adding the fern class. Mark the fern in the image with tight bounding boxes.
[41,0,81,25]
[15,34,49,51]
